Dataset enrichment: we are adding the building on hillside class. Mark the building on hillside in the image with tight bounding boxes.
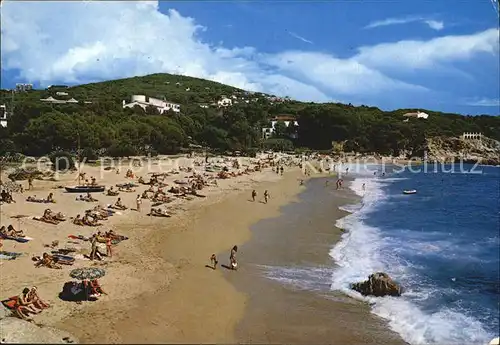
[403,111,429,120]
[15,83,33,92]
[122,95,180,114]
[47,85,69,90]
[56,91,69,96]
[199,104,210,109]
[462,132,482,141]
[40,96,68,104]
[0,104,7,128]
[218,97,233,107]
[261,115,299,139]
[39,96,92,104]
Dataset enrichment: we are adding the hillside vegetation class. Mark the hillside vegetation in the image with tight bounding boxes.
[0,73,499,159]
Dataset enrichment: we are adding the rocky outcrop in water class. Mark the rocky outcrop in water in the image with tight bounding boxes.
[351,272,403,297]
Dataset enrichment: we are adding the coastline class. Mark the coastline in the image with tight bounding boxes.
[228,176,407,344]
[1,158,408,344]
[51,166,308,343]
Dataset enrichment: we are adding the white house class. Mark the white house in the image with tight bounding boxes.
[122,95,180,114]
[56,91,69,96]
[40,96,68,104]
[403,111,429,120]
[0,104,7,128]
[15,83,33,92]
[218,97,233,107]
[261,116,299,139]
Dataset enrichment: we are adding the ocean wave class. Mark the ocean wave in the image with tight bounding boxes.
[329,176,495,345]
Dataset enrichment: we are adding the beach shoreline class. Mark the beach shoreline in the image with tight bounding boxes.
[1,155,409,344]
[227,176,407,344]
[1,154,313,343]
[52,167,307,343]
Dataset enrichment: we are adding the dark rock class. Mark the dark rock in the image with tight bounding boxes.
[351,272,403,297]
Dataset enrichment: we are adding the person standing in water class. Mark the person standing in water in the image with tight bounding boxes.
[230,245,238,270]
[263,190,269,203]
[251,190,257,202]
[362,183,366,191]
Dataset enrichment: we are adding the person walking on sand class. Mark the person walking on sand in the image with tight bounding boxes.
[263,190,269,203]
[251,190,257,202]
[210,254,218,269]
[136,194,142,212]
[280,166,284,175]
[230,245,238,270]
[89,235,98,261]
[27,176,33,191]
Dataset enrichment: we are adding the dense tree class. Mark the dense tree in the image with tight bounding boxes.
[0,73,498,158]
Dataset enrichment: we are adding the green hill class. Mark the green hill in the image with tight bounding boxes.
[0,73,499,159]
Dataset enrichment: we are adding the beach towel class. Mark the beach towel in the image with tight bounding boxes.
[0,235,30,243]
[0,251,22,260]
[2,296,18,309]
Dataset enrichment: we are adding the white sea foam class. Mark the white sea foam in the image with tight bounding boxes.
[329,176,495,345]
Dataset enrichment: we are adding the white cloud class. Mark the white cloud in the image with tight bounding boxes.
[424,20,444,31]
[262,51,427,96]
[466,98,500,107]
[364,16,445,31]
[354,28,500,70]
[0,1,497,110]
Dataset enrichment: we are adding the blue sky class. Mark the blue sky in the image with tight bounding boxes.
[1,0,499,115]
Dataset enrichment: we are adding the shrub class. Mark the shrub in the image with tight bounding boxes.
[49,151,76,171]
[81,147,98,161]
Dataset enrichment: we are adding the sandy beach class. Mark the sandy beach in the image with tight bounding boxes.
[0,154,308,343]
[1,154,406,344]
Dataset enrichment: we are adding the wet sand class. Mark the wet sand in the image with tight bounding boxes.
[227,177,407,344]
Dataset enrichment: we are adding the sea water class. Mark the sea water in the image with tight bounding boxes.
[331,164,499,345]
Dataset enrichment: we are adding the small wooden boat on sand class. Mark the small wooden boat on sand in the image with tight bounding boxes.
[65,185,105,193]
[403,190,417,195]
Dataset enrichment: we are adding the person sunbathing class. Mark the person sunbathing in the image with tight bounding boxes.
[82,213,101,226]
[52,212,66,221]
[138,176,145,184]
[141,191,150,199]
[149,208,171,217]
[27,287,50,310]
[38,209,59,224]
[1,190,15,203]
[107,187,119,196]
[8,224,24,237]
[83,192,98,202]
[94,205,113,217]
[35,253,62,269]
[15,288,42,320]
[147,186,155,193]
[73,214,85,225]
[46,192,55,203]
[90,279,107,296]
[119,186,136,192]
[113,198,127,210]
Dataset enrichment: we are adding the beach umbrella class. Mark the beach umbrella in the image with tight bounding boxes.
[69,267,106,280]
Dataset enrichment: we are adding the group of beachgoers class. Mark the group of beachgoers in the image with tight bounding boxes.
[251,189,270,203]
[1,287,50,321]
[210,245,238,271]
[0,154,303,324]
[0,189,16,203]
